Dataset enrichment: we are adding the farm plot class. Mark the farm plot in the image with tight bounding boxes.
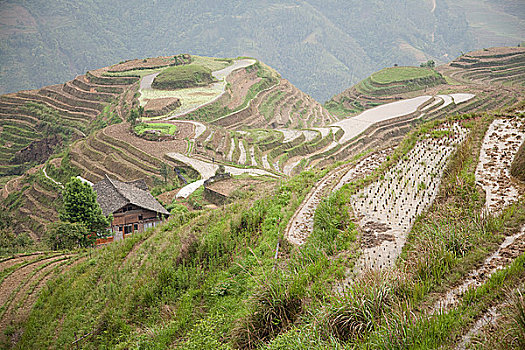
[475,117,525,214]
[285,149,391,245]
[352,122,468,271]
[140,59,256,119]
[433,224,525,314]
[165,153,276,198]
[0,253,81,343]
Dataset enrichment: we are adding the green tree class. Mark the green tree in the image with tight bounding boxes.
[160,163,170,184]
[420,60,435,68]
[60,177,110,240]
[45,222,89,250]
[127,108,141,125]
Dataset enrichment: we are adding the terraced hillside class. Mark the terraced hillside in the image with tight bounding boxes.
[0,252,84,346]
[441,46,525,87]
[0,66,138,179]
[0,46,524,349]
[11,110,525,350]
[325,66,447,117]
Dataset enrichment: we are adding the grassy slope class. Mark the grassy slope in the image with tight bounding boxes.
[325,66,446,116]
[16,111,525,349]
[151,65,214,90]
[370,66,439,84]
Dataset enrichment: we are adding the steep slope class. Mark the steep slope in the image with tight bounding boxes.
[440,46,525,86]
[0,0,482,101]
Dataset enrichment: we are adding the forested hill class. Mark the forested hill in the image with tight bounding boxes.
[0,0,492,101]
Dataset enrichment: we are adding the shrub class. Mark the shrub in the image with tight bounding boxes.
[45,221,89,250]
[322,274,396,342]
[152,65,213,90]
[231,272,302,349]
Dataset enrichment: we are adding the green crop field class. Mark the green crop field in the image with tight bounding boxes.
[370,66,439,84]
[134,122,177,136]
[152,65,214,90]
[190,55,232,72]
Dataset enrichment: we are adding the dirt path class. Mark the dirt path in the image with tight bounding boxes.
[42,165,63,188]
[0,255,66,308]
[166,153,276,198]
[164,59,256,120]
[285,149,391,245]
[353,123,468,272]
[475,117,524,214]
[432,224,525,314]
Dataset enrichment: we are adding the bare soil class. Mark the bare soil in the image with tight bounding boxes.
[103,122,189,160]
[108,55,190,72]
[226,69,261,109]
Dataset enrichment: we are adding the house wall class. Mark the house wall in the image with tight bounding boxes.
[110,205,164,241]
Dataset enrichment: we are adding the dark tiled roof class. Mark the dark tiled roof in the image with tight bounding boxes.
[93,175,169,216]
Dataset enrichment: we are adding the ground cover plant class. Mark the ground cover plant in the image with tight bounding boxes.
[6,109,524,349]
[134,122,177,136]
[152,65,214,90]
[370,66,441,85]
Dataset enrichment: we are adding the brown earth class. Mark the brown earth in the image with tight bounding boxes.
[226,68,261,109]
[12,135,62,165]
[144,97,181,117]
[107,54,191,72]
[103,122,189,160]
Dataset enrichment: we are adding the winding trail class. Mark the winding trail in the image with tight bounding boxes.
[475,117,524,214]
[42,166,62,187]
[285,149,391,245]
[166,153,276,198]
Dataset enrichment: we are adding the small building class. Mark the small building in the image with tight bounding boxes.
[93,175,169,242]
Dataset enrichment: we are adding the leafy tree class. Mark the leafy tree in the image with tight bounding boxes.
[45,222,89,250]
[420,60,436,68]
[60,177,110,239]
[160,163,170,184]
[127,107,143,125]
[215,164,226,176]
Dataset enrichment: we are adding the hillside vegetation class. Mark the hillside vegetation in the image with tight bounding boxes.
[326,66,447,116]
[0,0,496,101]
[152,65,214,90]
[12,112,525,349]
[0,46,524,348]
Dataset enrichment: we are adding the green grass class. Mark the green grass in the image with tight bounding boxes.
[370,66,440,85]
[190,55,233,72]
[13,112,525,349]
[152,65,214,90]
[134,122,177,136]
[103,68,165,78]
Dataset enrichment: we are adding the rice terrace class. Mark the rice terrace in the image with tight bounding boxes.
[1,3,525,348]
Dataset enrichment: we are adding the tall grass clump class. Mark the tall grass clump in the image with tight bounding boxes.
[232,272,302,349]
[508,288,525,348]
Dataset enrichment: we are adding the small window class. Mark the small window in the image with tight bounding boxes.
[118,226,123,231]
[133,224,138,231]
[138,214,143,220]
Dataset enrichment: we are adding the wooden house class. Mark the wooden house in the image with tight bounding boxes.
[93,175,169,241]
